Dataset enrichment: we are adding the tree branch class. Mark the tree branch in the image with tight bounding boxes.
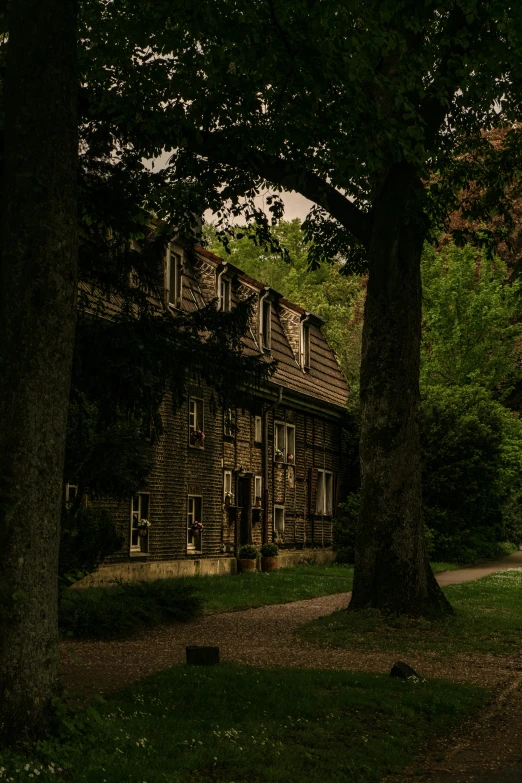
[182,128,371,246]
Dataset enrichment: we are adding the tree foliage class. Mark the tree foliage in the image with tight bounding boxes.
[421,244,522,397]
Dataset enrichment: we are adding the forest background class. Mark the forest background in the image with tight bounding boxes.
[205,220,522,565]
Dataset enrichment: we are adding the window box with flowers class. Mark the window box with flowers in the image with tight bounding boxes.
[190,429,205,448]
[137,519,151,537]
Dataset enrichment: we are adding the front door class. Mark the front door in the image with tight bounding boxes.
[237,476,251,546]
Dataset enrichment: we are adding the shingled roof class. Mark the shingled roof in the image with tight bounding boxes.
[193,245,349,412]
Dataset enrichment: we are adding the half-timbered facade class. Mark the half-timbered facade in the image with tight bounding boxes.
[80,239,350,584]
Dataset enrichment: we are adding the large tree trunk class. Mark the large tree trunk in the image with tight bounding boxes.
[350,165,452,617]
[0,0,78,743]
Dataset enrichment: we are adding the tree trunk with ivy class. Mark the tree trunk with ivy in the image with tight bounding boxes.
[0,0,78,743]
[349,166,452,617]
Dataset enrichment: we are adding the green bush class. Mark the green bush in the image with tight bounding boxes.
[421,385,522,562]
[59,505,124,587]
[260,543,279,557]
[239,545,258,559]
[332,492,361,564]
[59,580,204,639]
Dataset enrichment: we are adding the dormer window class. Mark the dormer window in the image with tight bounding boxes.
[300,322,311,369]
[260,299,271,350]
[166,247,183,309]
[219,276,231,312]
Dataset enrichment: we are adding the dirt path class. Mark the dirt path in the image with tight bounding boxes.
[59,553,522,781]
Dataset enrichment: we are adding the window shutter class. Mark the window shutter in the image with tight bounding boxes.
[332,472,338,515]
[308,467,318,514]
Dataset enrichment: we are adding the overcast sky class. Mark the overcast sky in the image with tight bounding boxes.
[204,190,314,225]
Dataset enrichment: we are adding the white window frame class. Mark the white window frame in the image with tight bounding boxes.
[189,397,204,447]
[316,470,334,515]
[166,247,183,309]
[260,299,271,350]
[254,475,263,506]
[254,415,263,443]
[187,495,202,552]
[219,276,231,312]
[300,322,311,369]
[131,492,150,552]
[223,470,233,501]
[64,483,78,507]
[274,421,296,463]
[224,408,233,437]
[273,505,285,534]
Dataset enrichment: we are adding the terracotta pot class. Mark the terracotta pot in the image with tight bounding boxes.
[239,558,257,573]
[225,496,231,506]
[138,529,148,537]
[261,556,279,572]
[254,500,261,508]
[275,455,283,462]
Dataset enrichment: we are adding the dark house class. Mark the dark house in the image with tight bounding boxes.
[77,239,350,584]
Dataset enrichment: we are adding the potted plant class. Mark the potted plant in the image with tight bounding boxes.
[287,453,294,464]
[254,496,262,508]
[275,448,284,462]
[137,518,151,537]
[191,520,204,536]
[238,544,258,573]
[224,491,234,507]
[190,428,205,446]
[260,542,279,572]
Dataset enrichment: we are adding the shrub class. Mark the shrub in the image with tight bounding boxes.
[332,492,361,563]
[421,385,522,562]
[59,580,204,639]
[239,545,258,559]
[260,542,279,557]
[59,506,124,587]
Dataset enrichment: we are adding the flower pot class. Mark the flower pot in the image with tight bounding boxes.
[254,500,261,508]
[275,455,283,463]
[138,529,148,537]
[261,556,279,573]
[225,496,231,506]
[239,558,257,573]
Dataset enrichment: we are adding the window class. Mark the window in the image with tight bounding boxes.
[254,415,262,443]
[260,299,271,350]
[131,493,150,552]
[316,470,334,515]
[300,323,311,369]
[274,422,296,463]
[187,495,202,551]
[189,397,204,447]
[166,247,183,308]
[219,276,231,312]
[64,483,78,507]
[274,506,285,534]
[224,470,233,502]
[224,408,233,437]
[254,475,263,507]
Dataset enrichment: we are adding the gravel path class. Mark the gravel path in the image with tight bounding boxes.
[59,588,519,699]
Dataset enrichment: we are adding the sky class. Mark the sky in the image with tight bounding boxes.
[204,190,314,225]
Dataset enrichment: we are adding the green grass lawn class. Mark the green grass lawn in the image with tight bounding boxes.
[0,664,487,783]
[299,568,522,656]
[187,563,354,614]
[166,561,457,615]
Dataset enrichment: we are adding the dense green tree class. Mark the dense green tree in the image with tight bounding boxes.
[421,385,522,561]
[421,244,522,397]
[80,0,522,615]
